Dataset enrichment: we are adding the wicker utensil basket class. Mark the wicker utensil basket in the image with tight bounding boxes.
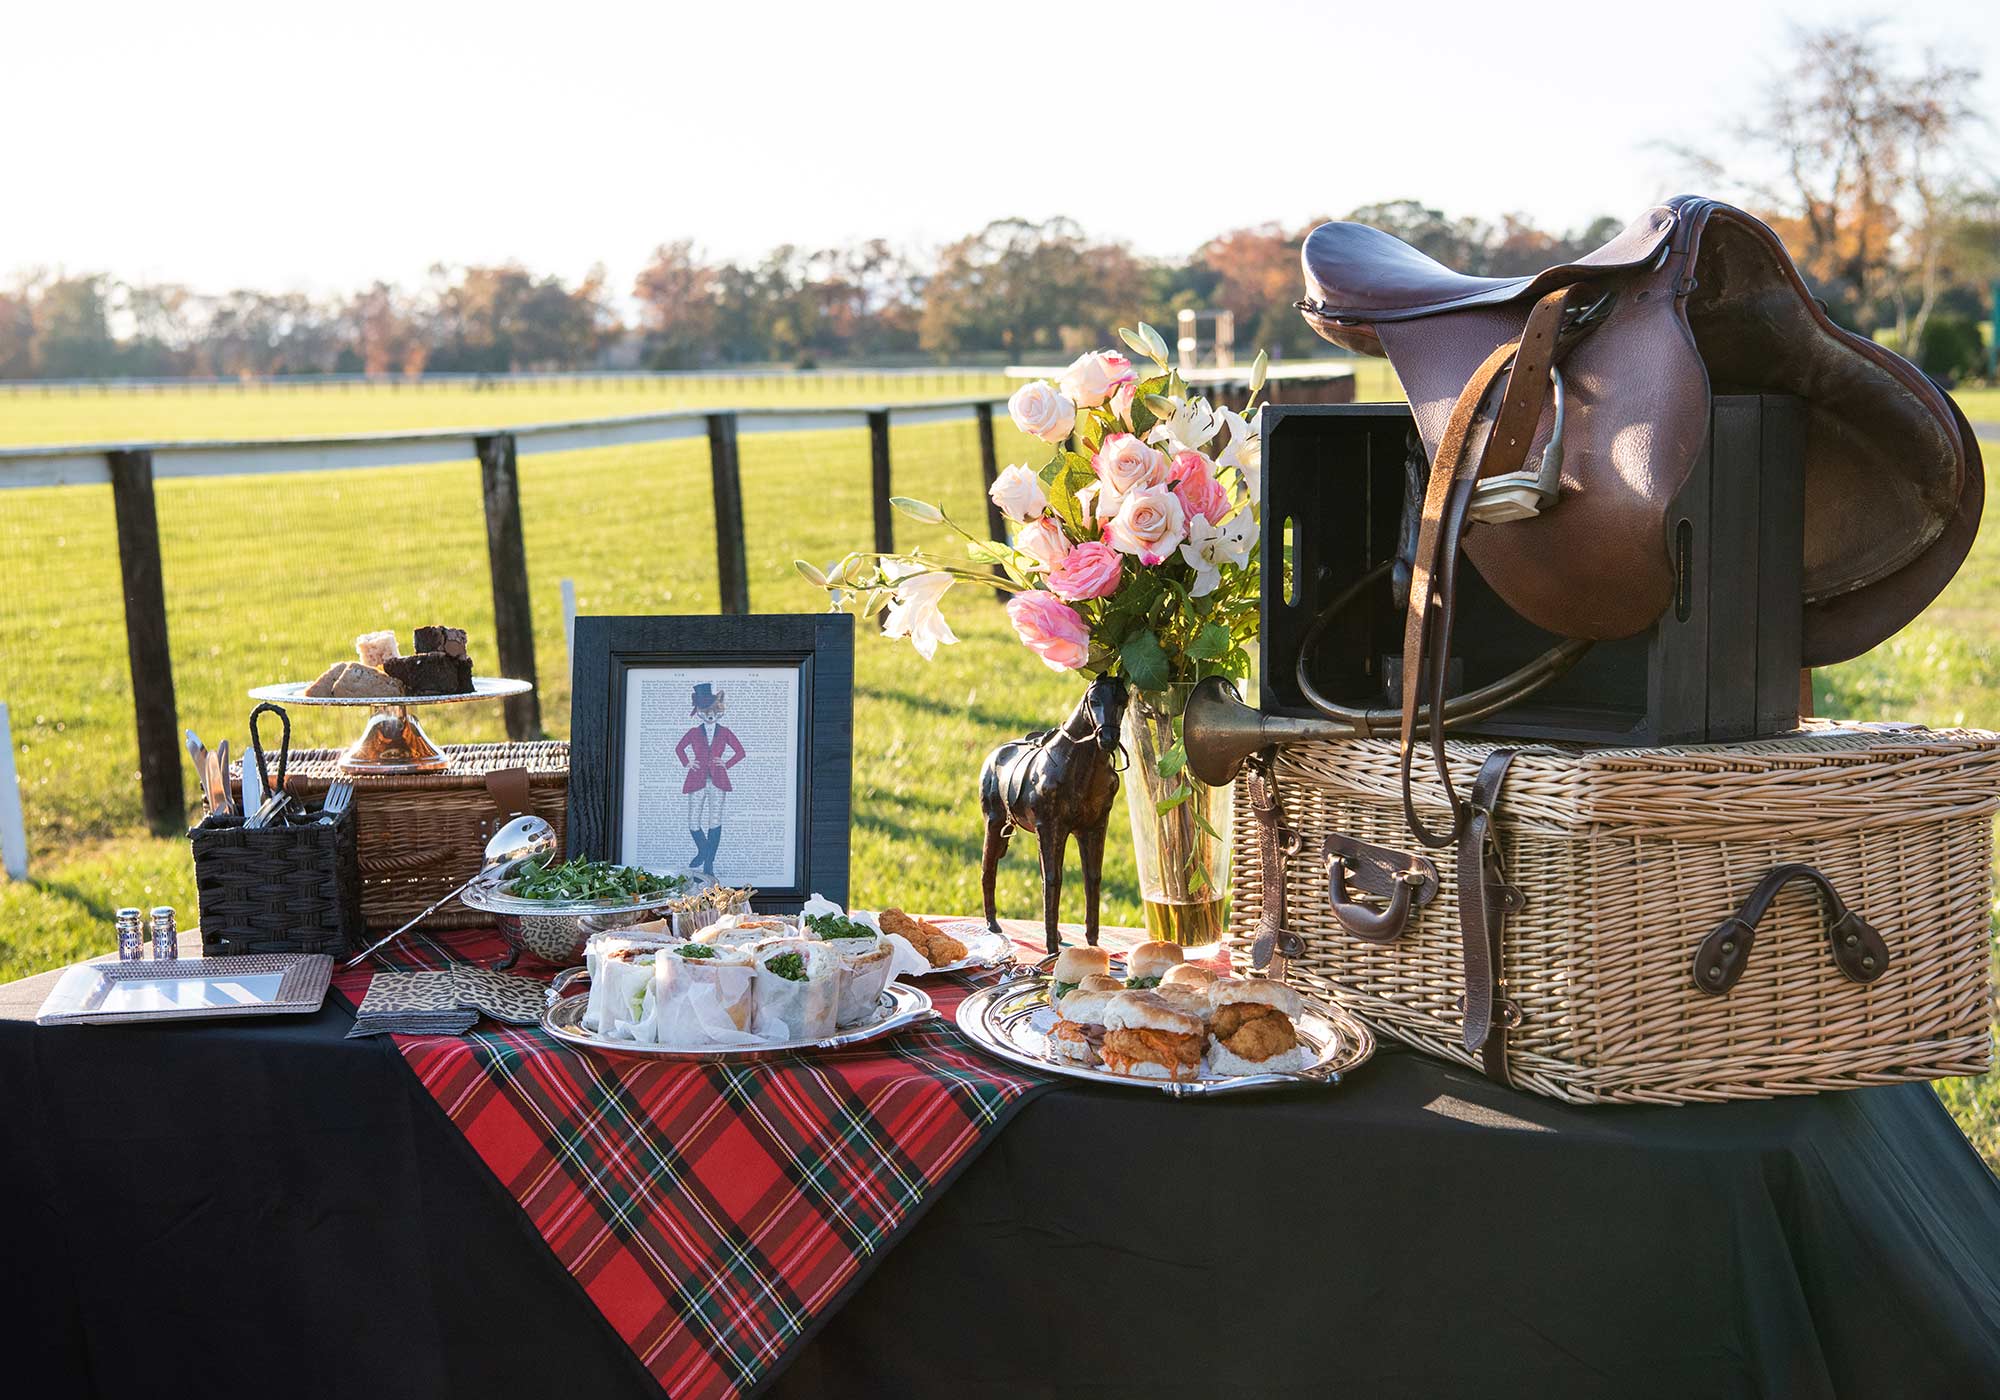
[190,805,363,957]
[1230,721,2000,1104]
[233,741,569,933]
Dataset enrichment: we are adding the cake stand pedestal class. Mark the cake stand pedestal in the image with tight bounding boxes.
[246,677,535,776]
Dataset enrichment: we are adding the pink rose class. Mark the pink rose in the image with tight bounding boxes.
[1046,541,1123,601]
[1013,516,1073,573]
[1169,452,1231,527]
[988,463,1049,522]
[1092,433,1169,512]
[1109,379,1138,429]
[1007,381,1076,443]
[1007,591,1092,672]
[1059,350,1137,409]
[1104,483,1187,566]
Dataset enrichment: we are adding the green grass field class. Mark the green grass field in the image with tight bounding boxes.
[2,369,1997,1160]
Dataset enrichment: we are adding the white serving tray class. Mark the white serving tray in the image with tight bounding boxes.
[35,954,334,1027]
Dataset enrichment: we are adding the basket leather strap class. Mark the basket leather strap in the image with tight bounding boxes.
[1245,752,1304,973]
[1399,287,1575,849]
[1691,863,1892,994]
[486,767,534,823]
[1458,749,1520,1084]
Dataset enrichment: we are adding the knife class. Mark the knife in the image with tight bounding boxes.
[241,741,263,822]
[185,730,210,811]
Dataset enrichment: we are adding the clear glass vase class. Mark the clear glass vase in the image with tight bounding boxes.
[1120,680,1234,949]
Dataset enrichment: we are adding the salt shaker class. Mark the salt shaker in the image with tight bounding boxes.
[115,907,145,961]
[150,906,179,961]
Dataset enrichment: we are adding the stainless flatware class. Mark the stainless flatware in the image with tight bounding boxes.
[214,740,233,816]
[340,815,557,971]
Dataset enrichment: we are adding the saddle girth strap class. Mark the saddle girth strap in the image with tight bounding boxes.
[1457,749,1519,1085]
[1397,285,1577,848]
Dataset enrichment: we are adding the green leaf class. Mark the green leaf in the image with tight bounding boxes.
[890,497,944,524]
[1186,622,1232,660]
[794,559,828,587]
[1044,450,1097,536]
[1119,629,1171,693]
[1036,446,1067,487]
[1154,791,1191,814]
[1156,743,1188,779]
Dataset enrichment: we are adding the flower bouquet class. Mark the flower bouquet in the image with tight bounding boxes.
[796,323,1264,945]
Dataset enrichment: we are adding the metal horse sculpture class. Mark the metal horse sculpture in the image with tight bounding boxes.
[979,675,1129,955]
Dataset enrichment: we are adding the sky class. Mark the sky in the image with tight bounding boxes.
[4,0,1995,301]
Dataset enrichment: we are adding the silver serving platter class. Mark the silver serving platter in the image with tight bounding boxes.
[35,954,333,1027]
[543,975,936,1062]
[954,975,1375,1098]
[462,877,689,969]
[248,676,532,707]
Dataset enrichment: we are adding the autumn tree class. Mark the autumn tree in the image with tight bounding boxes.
[920,218,1150,357]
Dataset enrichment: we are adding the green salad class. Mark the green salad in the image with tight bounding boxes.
[805,912,876,941]
[506,857,686,903]
[764,951,808,982]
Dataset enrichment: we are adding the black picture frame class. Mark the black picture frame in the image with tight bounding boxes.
[567,613,854,914]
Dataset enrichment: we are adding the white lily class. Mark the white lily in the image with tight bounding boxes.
[1144,394,1221,455]
[1177,510,1256,597]
[1213,405,1262,505]
[881,571,959,660]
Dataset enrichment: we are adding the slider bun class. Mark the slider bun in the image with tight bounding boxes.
[1076,973,1124,994]
[1159,963,1217,989]
[1102,990,1202,1036]
[1154,984,1213,1021]
[1053,946,1112,982]
[1125,942,1185,979]
[1207,1037,1313,1077]
[1208,977,1303,1017]
[1052,988,1118,1025]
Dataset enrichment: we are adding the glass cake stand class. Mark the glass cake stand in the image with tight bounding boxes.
[247,677,533,775]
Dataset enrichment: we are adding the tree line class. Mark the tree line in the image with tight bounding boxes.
[2,22,1989,384]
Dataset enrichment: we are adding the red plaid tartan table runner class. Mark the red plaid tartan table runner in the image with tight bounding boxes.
[332,925,1050,1400]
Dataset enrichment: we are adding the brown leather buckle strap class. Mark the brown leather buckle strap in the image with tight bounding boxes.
[1324,832,1438,943]
[1457,750,1521,1084]
[1245,752,1304,972]
[1692,863,1892,994]
[1398,286,1577,849]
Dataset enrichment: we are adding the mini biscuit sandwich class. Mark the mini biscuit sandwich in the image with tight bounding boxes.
[1050,945,1112,1002]
[1122,941,1185,990]
[1046,986,1118,1066]
[1100,990,1205,1081]
[1207,979,1311,1076]
[1155,963,1218,1023]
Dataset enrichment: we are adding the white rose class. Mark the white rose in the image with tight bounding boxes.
[1104,484,1188,566]
[1007,381,1077,444]
[988,463,1049,522]
[1057,350,1135,409]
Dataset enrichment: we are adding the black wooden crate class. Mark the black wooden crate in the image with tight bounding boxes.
[1259,396,1805,746]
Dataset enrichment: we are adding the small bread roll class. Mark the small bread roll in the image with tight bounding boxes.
[1052,946,1112,984]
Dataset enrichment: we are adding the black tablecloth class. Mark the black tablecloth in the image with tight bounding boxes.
[6,964,1999,1399]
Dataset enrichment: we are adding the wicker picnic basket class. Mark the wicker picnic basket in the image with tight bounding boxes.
[233,741,569,933]
[1229,722,2000,1104]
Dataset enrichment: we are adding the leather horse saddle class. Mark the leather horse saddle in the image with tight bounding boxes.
[1298,195,1984,845]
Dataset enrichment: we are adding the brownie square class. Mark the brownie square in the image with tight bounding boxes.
[412,625,468,659]
[382,651,472,696]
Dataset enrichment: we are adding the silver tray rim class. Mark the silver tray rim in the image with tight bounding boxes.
[35,953,335,1027]
[247,676,533,708]
[460,875,691,919]
[542,979,936,1062]
[952,974,1375,1098]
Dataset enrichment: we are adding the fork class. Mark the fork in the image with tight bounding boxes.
[321,780,354,823]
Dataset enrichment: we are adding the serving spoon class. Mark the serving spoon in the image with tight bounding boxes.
[341,814,557,970]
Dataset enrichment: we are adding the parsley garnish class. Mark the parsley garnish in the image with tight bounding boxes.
[765,951,808,982]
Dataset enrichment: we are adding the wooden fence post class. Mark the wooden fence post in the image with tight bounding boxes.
[868,410,894,628]
[106,449,185,835]
[476,433,542,740]
[707,413,750,615]
[976,402,1008,598]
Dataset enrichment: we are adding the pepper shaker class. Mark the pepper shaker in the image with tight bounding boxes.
[115,907,145,961]
[150,906,179,961]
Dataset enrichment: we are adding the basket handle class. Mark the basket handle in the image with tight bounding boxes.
[1691,863,1892,995]
[1322,832,1438,943]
